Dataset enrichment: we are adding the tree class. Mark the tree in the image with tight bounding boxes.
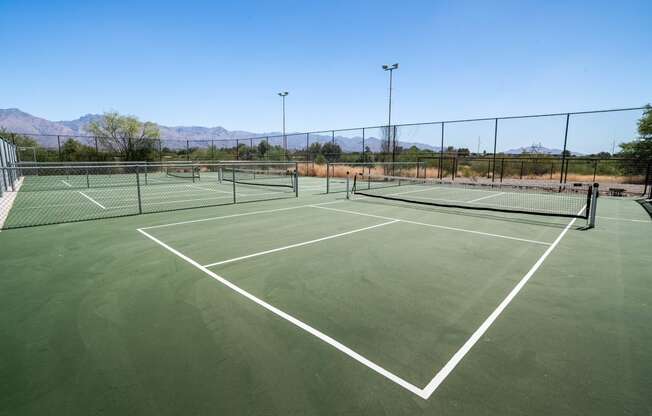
[0,130,38,147]
[87,112,160,160]
[321,142,342,162]
[308,142,322,159]
[257,140,270,158]
[616,105,652,174]
[637,105,652,138]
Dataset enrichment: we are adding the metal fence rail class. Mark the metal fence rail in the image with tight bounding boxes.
[3,105,649,163]
[0,162,298,229]
[0,137,18,196]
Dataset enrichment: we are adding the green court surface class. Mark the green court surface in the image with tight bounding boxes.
[1,178,651,415]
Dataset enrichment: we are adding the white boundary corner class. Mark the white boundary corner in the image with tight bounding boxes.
[136,202,583,399]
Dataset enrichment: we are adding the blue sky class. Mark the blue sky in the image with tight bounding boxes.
[1,0,650,152]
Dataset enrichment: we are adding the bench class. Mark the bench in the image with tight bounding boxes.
[609,188,626,197]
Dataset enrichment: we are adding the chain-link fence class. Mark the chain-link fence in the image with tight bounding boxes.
[325,161,424,193]
[2,106,650,195]
[414,156,651,196]
[0,162,298,229]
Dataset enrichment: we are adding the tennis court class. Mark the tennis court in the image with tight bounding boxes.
[1,167,651,415]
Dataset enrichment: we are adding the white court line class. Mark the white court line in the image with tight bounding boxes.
[420,207,584,398]
[596,215,650,223]
[140,200,344,230]
[138,204,582,399]
[387,186,446,197]
[137,228,425,398]
[61,180,73,187]
[467,192,505,203]
[203,220,399,267]
[188,184,236,195]
[311,205,552,246]
[78,191,107,209]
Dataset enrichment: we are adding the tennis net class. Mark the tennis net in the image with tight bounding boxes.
[165,166,200,180]
[352,173,598,223]
[219,167,295,189]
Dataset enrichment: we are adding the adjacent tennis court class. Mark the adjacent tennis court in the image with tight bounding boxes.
[1,167,650,415]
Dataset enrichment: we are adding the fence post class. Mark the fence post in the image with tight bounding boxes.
[0,142,7,192]
[362,128,365,163]
[491,118,498,182]
[186,140,190,161]
[236,139,239,160]
[593,159,599,182]
[642,160,651,197]
[520,160,524,179]
[392,125,398,171]
[559,113,570,184]
[439,122,445,179]
[500,158,505,183]
[57,135,62,161]
[136,166,143,214]
[306,133,310,162]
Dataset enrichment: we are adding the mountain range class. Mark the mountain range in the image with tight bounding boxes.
[0,108,577,155]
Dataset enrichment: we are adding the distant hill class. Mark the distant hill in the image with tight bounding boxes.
[0,108,442,152]
[504,145,583,156]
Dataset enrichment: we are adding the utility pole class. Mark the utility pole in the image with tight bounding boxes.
[382,63,399,163]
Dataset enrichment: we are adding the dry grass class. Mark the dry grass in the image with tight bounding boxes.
[296,162,645,185]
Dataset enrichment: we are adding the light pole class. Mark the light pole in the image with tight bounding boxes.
[278,91,289,159]
[382,63,398,164]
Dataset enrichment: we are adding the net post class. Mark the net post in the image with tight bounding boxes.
[86,167,90,188]
[218,167,223,183]
[346,171,350,199]
[588,183,599,228]
[326,162,330,193]
[232,168,236,204]
[192,165,196,183]
[592,159,598,182]
[136,166,143,214]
